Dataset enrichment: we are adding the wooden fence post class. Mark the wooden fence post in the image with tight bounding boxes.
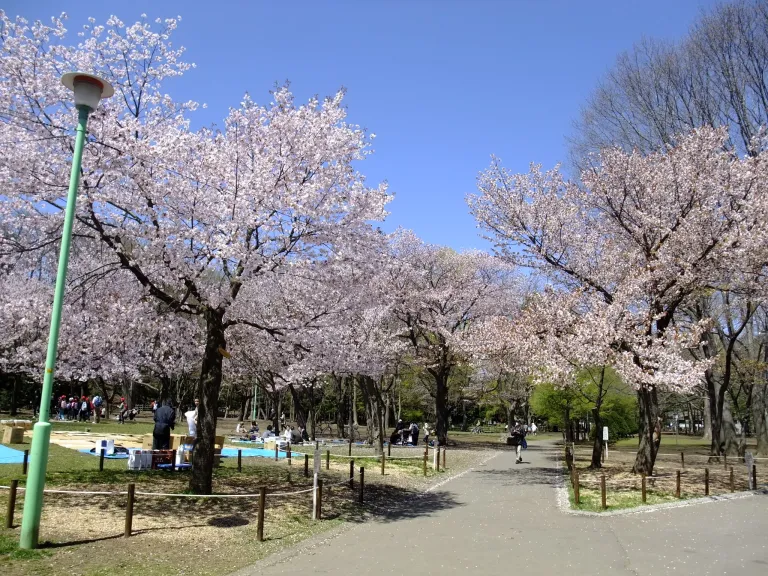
[730,466,734,492]
[274,443,278,461]
[124,483,135,538]
[99,448,105,472]
[359,467,365,504]
[423,453,427,477]
[304,454,309,478]
[442,447,446,469]
[287,445,291,466]
[237,449,242,472]
[316,479,323,520]
[388,442,391,457]
[573,470,580,505]
[257,487,266,542]
[22,450,28,475]
[349,459,355,488]
[325,450,329,470]
[752,464,757,490]
[5,479,17,529]
[381,454,385,476]
[680,451,684,469]
[724,454,727,470]
[348,435,352,456]
[600,474,606,510]
[641,474,646,503]
[676,470,681,498]
[704,468,709,496]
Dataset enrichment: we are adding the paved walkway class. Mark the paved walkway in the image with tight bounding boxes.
[238,440,768,575]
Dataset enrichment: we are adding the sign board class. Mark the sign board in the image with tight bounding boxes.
[602,426,609,441]
[313,449,321,475]
[745,451,755,489]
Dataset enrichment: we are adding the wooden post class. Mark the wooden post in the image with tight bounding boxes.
[442,447,446,469]
[5,479,17,529]
[381,454,385,476]
[99,448,105,472]
[316,479,323,520]
[752,464,757,490]
[275,443,278,461]
[171,450,176,471]
[600,474,606,510]
[730,466,734,492]
[287,444,291,466]
[423,453,427,477]
[680,451,684,469]
[359,467,365,504]
[641,474,646,503]
[22,450,28,475]
[704,467,709,496]
[349,459,355,488]
[348,434,352,456]
[388,442,391,457]
[676,470,681,498]
[573,470,580,505]
[436,446,440,472]
[304,454,309,478]
[326,450,330,470]
[124,483,135,538]
[257,487,266,542]
[724,454,727,470]
[601,443,605,464]
[237,449,242,472]
[316,440,319,451]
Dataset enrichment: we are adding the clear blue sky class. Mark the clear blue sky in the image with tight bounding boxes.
[7,0,719,250]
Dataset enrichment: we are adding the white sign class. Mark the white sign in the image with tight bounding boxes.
[602,426,609,441]
[313,449,321,475]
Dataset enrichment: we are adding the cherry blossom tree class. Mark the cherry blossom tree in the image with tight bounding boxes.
[0,13,390,493]
[385,230,516,445]
[469,127,768,474]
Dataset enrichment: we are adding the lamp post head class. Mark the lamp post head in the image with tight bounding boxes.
[61,72,114,112]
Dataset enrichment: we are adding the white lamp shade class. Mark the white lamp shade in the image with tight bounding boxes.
[61,73,114,112]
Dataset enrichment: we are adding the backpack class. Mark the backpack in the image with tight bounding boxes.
[93,396,102,407]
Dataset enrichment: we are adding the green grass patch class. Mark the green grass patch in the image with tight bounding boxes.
[569,481,691,512]
[0,531,51,562]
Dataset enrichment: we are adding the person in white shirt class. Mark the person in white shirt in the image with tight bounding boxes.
[185,407,197,437]
[530,422,538,436]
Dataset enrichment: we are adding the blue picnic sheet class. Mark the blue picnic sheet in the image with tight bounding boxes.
[0,444,27,464]
[220,447,291,459]
[78,448,129,459]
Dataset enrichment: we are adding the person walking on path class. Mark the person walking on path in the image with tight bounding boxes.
[153,399,176,449]
[509,421,526,464]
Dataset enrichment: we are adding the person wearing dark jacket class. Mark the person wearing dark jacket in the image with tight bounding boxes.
[153,400,175,449]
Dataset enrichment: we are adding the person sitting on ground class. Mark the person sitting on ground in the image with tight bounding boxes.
[300,426,310,442]
[290,426,302,444]
[262,424,275,438]
[235,421,245,434]
[153,399,175,450]
[283,426,292,441]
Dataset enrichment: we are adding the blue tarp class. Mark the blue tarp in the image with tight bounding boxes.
[220,447,291,459]
[0,444,27,464]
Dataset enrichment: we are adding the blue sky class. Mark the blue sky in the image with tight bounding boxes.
[7,0,718,250]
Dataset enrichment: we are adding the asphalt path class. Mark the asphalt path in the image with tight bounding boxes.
[236,440,768,575]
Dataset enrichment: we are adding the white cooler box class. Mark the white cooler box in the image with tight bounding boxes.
[127,449,152,470]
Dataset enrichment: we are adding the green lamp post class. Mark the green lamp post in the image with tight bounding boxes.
[19,72,114,550]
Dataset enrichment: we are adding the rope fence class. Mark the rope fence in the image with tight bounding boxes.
[0,464,369,540]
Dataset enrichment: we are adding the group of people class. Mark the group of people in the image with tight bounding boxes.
[389,419,431,446]
[57,395,104,422]
[235,420,311,444]
[151,398,198,450]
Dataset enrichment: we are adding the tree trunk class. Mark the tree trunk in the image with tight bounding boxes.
[358,376,385,455]
[564,405,573,443]
[288,384,307,431]
[237,393,248,422]
[352,384,359,426]
[720,394,739,456]
[632,386,660,475]
[9,375,18,416]
[702,396,712,440]
[189,308,226,495]
[590,367,606,468]
[434,369,450,445]
[752,382,768,456]
[334,376,346,438]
